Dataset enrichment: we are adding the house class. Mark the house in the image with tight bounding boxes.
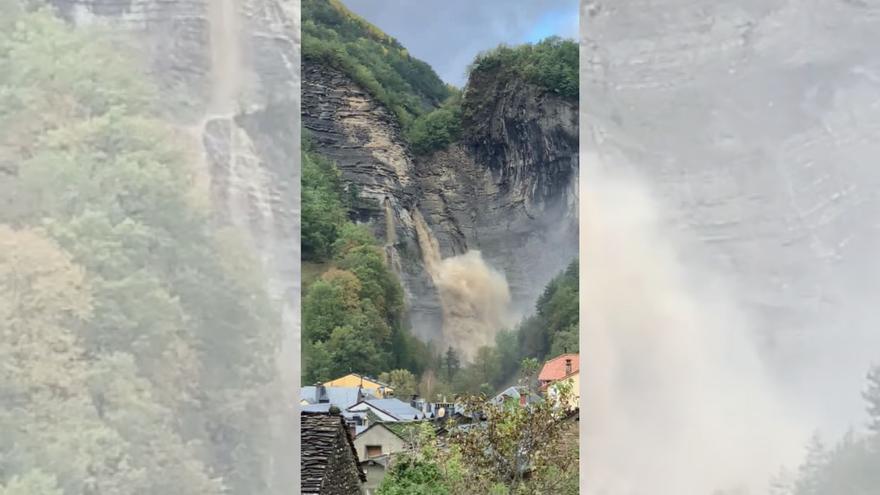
[348,398,426,422]
[301,411,366,495]
[353,422,411,460]
[546,367,580,409]
[538,353,579,390]
[360,456,391,495]
[324,373,394,398]
[301,385,380,436]
[301,384,377,410]
[354,422,420,494]
[539,354,580,409]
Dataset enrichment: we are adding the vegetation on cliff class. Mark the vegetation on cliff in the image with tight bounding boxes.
[405,90,464,155]
[301,138,430,384]
[0,6,283,493]
[408,37,579,155]
[467,36,578,101]
[302,0,451,127]
[302,0,577,156]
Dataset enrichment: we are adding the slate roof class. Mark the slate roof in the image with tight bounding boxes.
[538,353,579,382]
[350,398,425,421]
[301,411,366,493]
[301,403,332,413]
[301,386,377,409]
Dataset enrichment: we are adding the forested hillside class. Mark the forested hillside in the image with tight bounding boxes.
[0,6,285,493]
[427,259,579,398]
[301,139,431,384]
[301,0,451,127]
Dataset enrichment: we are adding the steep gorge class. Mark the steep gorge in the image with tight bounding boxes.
[302,56,579,356]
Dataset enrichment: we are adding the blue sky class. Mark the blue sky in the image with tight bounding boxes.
[526,8,579,43]
[341,0,579,87]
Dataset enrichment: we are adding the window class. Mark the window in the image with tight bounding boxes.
[366,445,382,458]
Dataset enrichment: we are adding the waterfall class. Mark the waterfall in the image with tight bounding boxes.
[202,1,297,490]
[411,208,513,362]
[378,197,403,278]
[207,0,242,115]
[384,197,397,246]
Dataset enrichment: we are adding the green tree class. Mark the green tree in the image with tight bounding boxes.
[379,387,578,495]
[302,144,347,261]
[783,367,880,495]
[864,366,880,435]
[377,423,464,495]
[406,92,463,155]
[379,369,419,399]
[444,346,461,382]
[451,381,578,494]
[325,325,387,377]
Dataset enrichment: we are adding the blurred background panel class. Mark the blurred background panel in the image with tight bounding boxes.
[582,0,880,493]
[0,0,300,492]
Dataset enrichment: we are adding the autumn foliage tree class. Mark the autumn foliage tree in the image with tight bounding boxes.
[378,365,579,495]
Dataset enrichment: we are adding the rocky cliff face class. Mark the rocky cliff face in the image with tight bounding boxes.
[584,0,880,429]
[302,58,578,346]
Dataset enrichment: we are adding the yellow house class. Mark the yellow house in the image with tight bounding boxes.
[323,373,394,398]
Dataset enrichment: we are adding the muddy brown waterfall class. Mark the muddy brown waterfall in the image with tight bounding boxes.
[412,208,513,362]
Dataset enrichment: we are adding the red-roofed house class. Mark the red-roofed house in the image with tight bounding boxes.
[539,353,580,410]
[538,353,579,390]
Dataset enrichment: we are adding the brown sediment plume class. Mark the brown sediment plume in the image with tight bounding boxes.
[412,208,512,362]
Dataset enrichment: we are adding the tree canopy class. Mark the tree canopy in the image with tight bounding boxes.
[301,141,430,384]
[302,0,451,127]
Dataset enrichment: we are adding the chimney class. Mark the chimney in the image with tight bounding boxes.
[564,358,572,376]
[316,383,328,403]
[410,394,418,408]
[519,393,527,407]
